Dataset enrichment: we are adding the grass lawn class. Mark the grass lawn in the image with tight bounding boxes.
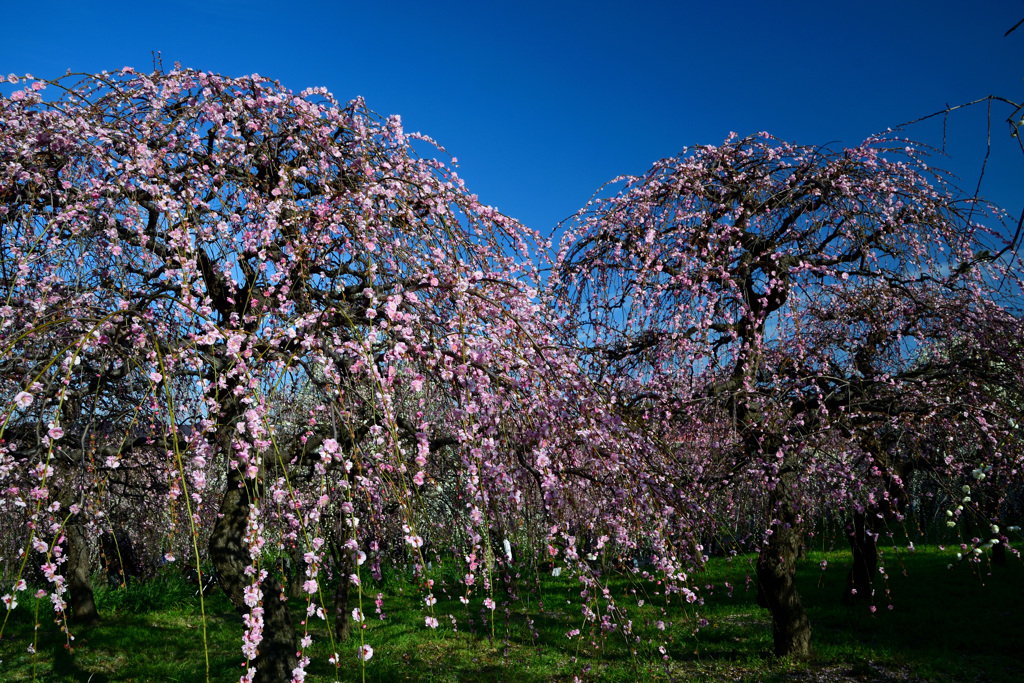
[0,543,1020,682]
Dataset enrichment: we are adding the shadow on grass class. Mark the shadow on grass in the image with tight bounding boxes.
[1,548,1021,682]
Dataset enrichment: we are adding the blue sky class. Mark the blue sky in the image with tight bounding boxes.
[2,1,1021,237]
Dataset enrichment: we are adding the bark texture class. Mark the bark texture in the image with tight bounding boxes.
[333,559,352,642]
[100,528,141,587]
[287,544,306,599]
[210,467,297,683]
[756,474,812,658]
[332,518,353,642]
[65,520,99,625]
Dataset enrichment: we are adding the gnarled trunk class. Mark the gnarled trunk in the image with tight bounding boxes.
[756,474,812,658]
[210,467,297,683]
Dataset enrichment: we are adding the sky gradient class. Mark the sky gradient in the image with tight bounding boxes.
[2,1,1021,236]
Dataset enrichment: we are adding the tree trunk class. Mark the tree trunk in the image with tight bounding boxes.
[65,520,99,625]
[100,527,140,587]
[843,511,877,603]
[756,475,812,658]
[982,496,1006,566]
[288,543,306,599]
[210,467,297,683]
[333,559,352,642]
[993,540,1006,565]
[332,519,353,642]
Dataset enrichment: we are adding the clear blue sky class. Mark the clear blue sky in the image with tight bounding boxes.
[2,1,1021,236]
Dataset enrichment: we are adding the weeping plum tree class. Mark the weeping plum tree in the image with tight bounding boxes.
[553,132,1024,657]
[3,66,1021,679]
[0,67,693,682]
[0,66,563,681]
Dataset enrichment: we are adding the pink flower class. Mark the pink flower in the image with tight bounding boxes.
[352,608,364,622]
[425,616,438,628]
[47,426,64,441]
[412,471,425,486]
[14,392,33,408]
[149,371,163,383]
[484,598,495,610]
[358,644,373,661]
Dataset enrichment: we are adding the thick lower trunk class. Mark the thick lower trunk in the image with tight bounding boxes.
[844,512,877,602]
[65,521,99,625]
[256,574,300,683]
[756,477,812,658]
[210,468,297,683]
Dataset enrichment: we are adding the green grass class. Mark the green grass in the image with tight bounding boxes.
[0,544,1021,682]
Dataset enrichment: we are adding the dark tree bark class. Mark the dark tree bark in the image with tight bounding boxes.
[843,511,877,603]
[333,552,353,642]
[993,539,1007,564]
[64,520,99,625]
[329,511,355,642]
[981,493,1007,565]
[210,467,298,683]
[843,438,915,605]
[100,528,141,587]
[756,472,812,658]
[287,543,306,600]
